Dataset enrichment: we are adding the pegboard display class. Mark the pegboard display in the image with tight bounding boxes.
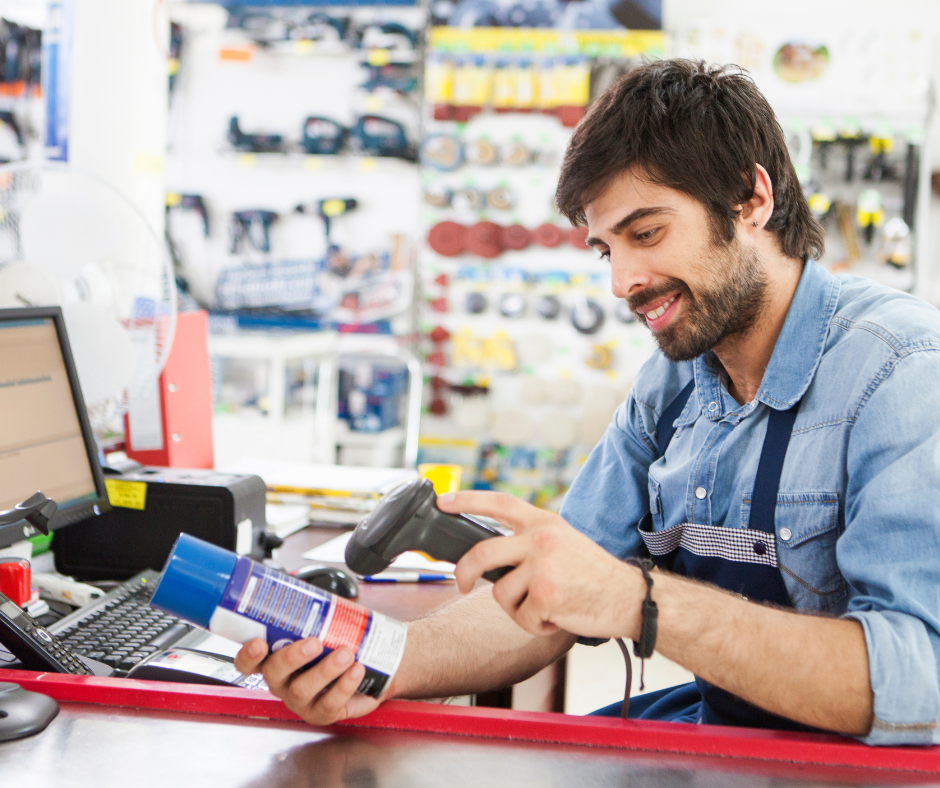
[415,31,664,500]
[673,23,932,295]
[165,4,426,329]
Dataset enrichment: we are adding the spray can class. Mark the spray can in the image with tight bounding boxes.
[150,533,407,697]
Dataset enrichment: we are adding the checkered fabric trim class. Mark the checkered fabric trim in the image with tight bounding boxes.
[639,522,778,567]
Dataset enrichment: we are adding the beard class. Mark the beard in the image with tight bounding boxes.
[627,237,769,362]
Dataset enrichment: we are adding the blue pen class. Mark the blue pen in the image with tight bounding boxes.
[362,573,453,583]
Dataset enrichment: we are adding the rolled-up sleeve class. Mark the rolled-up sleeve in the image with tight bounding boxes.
[841,349,940,745]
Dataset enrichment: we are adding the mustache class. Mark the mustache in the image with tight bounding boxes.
[626,278,692,314]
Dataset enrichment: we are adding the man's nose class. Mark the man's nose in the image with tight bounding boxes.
[610,254,652,300]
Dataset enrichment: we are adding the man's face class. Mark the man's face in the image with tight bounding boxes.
[584,170,768,362]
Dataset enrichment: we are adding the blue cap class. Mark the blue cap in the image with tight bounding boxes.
[150,533,238,628]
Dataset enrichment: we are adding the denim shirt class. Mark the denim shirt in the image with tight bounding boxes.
[560,260,940,745]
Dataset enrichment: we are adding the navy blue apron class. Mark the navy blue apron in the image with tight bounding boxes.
[630,380,817,731]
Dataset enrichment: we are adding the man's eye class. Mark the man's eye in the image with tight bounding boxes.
[635,228,659,242]
[597,250,610,261]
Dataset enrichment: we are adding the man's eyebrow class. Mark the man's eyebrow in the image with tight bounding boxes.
[585,207,675,247]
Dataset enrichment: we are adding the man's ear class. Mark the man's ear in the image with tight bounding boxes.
[737,163,775,232]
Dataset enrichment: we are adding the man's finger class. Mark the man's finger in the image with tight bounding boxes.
[282,648,358,720]
[262,638,323,694]
[489,560,532,617]
[234,638,268,675]
[436,490,544,533]
[455,535,529,592]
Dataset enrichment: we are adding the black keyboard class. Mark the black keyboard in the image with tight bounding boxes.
[48,570,194,675]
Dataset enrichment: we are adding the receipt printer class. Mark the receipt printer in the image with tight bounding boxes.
[52,467,268,581]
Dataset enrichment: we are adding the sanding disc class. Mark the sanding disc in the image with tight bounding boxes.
[570,297,605,335]
[533,223,565,248]
[614,300,637,323]
[423,184,453,208]
[452,188,486,212]
[551,377,582,405]
[568,226,590,249]
[501,140,531,166]
[486,186,514,211]
[465,291,488,314]
[490,409,531,446]
[465,138,498,166]
[498,292,526,318]
[499,224,531,251]
[420,134,464,171]
[428,221,467,257]
[466,221,503,259]
[535,294,562,320]
[520,377,551,404]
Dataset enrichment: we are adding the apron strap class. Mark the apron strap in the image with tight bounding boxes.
[747,401,801,534]
[656,380,695,457]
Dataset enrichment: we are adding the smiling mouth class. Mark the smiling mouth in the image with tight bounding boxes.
[644,295,677,321]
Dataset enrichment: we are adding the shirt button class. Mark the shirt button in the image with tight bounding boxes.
[708,402,718,412]
[695,487,707,500]
[779,528,792,542]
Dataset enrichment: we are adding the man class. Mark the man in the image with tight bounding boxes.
[235,60,940,745]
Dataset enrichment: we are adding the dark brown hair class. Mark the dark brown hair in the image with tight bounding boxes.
[555,59,824,262]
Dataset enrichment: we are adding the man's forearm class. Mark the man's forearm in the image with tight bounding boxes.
[389,587,576,700]
[652,571,874,735]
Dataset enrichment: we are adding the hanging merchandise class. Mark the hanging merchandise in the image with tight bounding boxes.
[856,189,884,245]
[360,64,419,94]
[350,115,417,161]
[486,186,514,211]
[166,193,210,237]
[465,138,499,166]
[420,133,464,171]
[427,220,589,258]
[570,295,605,335]
[228,117,285,153]
[230,210,279,254]
[499,224,530,250]
[452,187,487,211]
[498,292,526,318]
[301,116,348,155]
[535,293,562,320]
[880,217,911,268]
[465,291,488,314]
[614,300,636,324]
[294,198,359,245]
[532,223,565,247]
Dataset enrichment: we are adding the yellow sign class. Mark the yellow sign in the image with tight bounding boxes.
[105,480,147,511]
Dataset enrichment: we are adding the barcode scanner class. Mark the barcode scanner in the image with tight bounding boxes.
[344,479,512,582]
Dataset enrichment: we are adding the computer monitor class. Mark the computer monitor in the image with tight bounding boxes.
[0,306,110,550]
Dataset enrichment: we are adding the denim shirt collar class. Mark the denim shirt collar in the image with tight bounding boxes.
[680,261,841,424]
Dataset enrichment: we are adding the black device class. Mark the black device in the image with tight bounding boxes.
[128,648,268,689]
[0,307,111,551]
[0,591,112,676]
[44,570,195,674]
[52,468,268,582]
[0,683,59,742]
[293,565,359,598]
[345,478,510,582]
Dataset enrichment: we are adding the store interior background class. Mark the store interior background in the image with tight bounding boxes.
[0,0,936,713]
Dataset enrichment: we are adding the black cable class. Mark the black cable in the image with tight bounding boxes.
[615,637,632,719]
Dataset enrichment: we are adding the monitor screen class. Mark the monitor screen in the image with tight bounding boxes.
[0,306,110,548]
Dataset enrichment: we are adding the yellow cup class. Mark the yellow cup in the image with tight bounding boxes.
[418,463,463,495]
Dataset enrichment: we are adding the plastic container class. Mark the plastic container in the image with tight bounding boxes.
[150,533,407,697]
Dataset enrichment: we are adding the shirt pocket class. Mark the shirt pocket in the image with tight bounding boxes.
[741,491,846,612]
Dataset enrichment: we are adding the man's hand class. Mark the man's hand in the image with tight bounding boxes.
[438,490,644,640]
[233,638,385,725]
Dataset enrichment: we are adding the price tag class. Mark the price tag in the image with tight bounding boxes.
[105,480,148,511]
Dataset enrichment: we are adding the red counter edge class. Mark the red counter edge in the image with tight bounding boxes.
[1,668,936,773]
